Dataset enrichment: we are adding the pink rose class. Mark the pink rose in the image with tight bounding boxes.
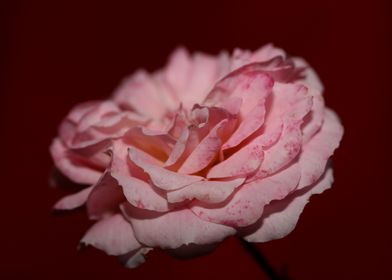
[51,44,343,268]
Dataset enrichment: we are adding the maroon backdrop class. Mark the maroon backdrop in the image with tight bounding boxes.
[1,0,391,279]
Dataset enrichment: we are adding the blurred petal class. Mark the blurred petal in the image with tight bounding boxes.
[53,186,93,210]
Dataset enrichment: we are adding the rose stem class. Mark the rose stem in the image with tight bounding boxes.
[238,238,288,280]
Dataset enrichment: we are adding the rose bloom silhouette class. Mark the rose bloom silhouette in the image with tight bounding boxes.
[50,44,343,268]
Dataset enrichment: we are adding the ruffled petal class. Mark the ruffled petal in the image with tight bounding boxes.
[178,120,227,174]
[112,172,170,212]
[128,147,203,191]
[298,109,343,189]
[191,163,301,227]
[207,141,264,179]
[167,178,245,204]
[81,213,141,255]
[112,70,170,119]
[122,205,235,249]
[242,168,333,242]
[50,138,102,185]
[255,83,313,177]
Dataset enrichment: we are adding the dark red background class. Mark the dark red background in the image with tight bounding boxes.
[1,0,391,279]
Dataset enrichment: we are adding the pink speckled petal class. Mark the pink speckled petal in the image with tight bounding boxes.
[205,67,273,149]
[53,186,93,210]
[86,172,125,220]
[122,205,235,249]
[301,88,325,144]
[256,84,313,177]
[178,120,227,174]
[81,213,141,256]
[192,163,301,227]
[50,138,101,185]
[242,168,333,242]
[298,109,343,189]
[207,142,264,179]
[167,178,245,204]
[128,147,203,191]
[112,172,170,212]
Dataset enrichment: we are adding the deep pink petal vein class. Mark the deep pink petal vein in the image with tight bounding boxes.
[50,44,344,268]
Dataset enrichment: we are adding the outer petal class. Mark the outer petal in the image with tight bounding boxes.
[242,168,334,242]
[165,48,223,109]
[86,172,125,220]
[53,186,93,210]
[167,178,245,204]
[50,138,101,185]
[298,109,344,189]
[255,83,313,177]
[81,213,141,256]
[122,205,235,249]
[128,147,203,191]
[191,163,301,227]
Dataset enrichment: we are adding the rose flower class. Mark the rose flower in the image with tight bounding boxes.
[50,44,343,268]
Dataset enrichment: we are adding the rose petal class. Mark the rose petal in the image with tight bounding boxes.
[113,70,170,119]
[122,205,235,249]
[50,138,101,185]
[192,163,301,227]
[128,147,203,191]
[298,109,343,189]
[205,66,273,149]
[242,167,333,242]
[165,48,222,109]
[112,172,170,212]
[81,213,141,255]
[301,88,325,144]
[167,178,245,204]
[76,101,120,133]
[53,186,93,210]
[86,172,125,220]
[207,141,264,179]
[255,83,313,177]
[122,126,175,161]
[178,120,227,174]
